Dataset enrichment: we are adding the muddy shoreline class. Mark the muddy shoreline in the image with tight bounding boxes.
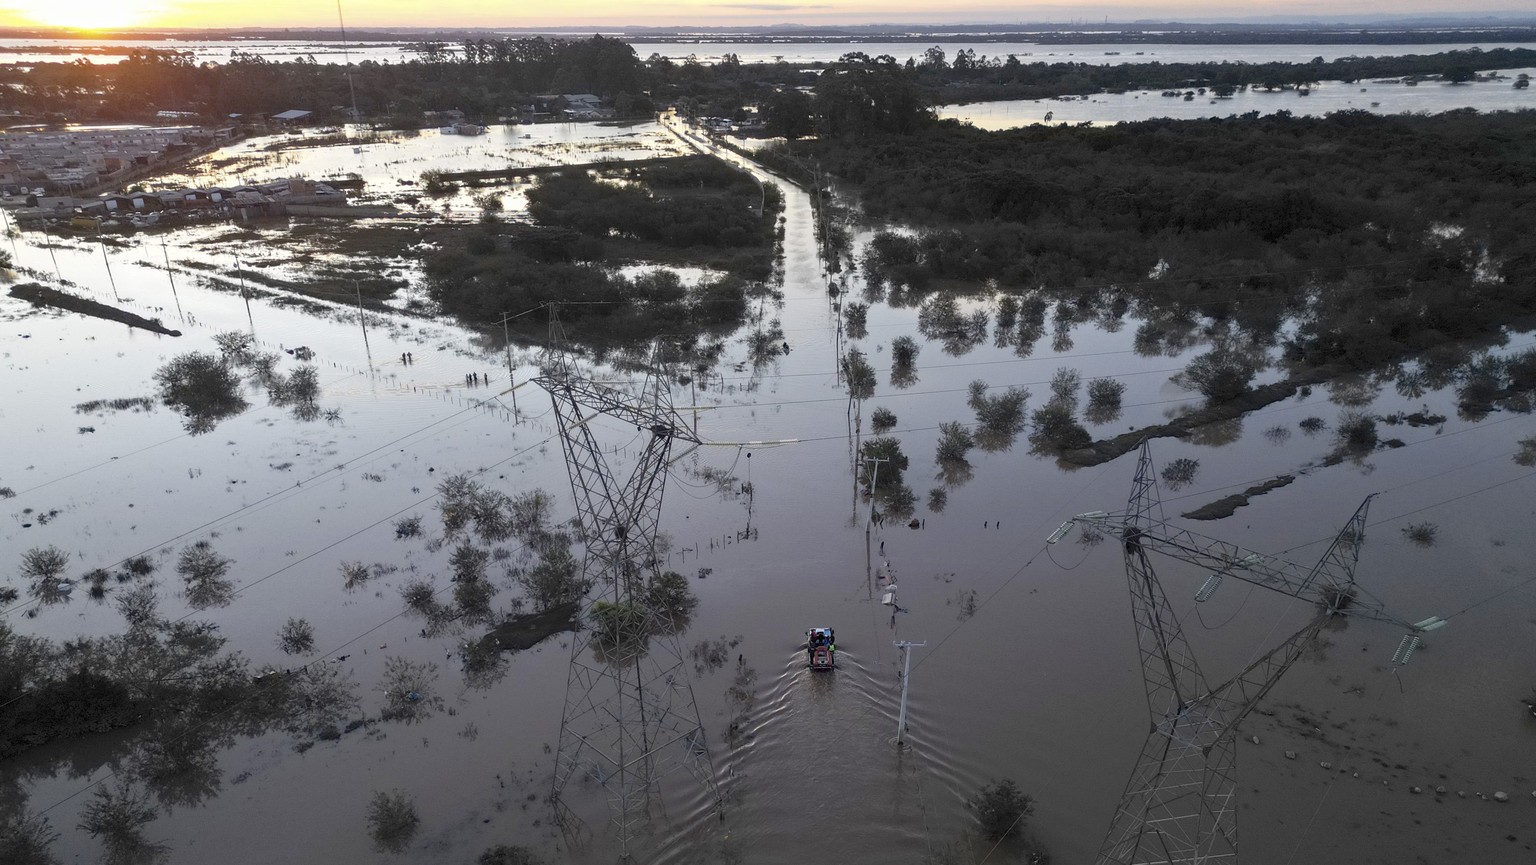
[1060,370,1338,468]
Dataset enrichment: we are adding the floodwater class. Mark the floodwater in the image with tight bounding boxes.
[0,37,1531,68]
[941,68,1536,128]
[156,121,690,216]
[3,113,1536,865]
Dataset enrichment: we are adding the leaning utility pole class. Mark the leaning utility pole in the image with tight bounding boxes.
[1048,441,1440,865]
[893,640,926,746]
[538,316,720,857]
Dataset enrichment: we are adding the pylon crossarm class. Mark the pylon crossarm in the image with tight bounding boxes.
[1075,512,1406,628]
[535,375,702,445]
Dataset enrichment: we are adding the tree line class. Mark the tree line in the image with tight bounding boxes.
[1,38,1530,127]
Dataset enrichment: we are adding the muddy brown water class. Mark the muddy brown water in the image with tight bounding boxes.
[3,118,1535,865]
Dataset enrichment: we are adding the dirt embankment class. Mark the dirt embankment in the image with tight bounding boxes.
[1059,370,1339,468]
[8,283,182,336]
[1182,474,1296,521]
[479,601,579,652]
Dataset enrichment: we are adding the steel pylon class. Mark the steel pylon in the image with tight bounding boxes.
[537,332,719,857]
[1050,441,1407,865]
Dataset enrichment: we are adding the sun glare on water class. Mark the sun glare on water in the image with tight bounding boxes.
[10,0,164,30]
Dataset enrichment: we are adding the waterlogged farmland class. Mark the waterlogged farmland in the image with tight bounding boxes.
[3,107,1536,865]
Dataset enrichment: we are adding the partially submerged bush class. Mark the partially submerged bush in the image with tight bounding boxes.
[1160,457,1200,491]
[935,421,975,464]
[393,515,424,539]
[365,789,421,853]
[967,778,1034,841]
[1402,522,1439,547]
[520,547,583,611]
[1,808,57,865]
[645,570,698,626]
[78,781,167,865]
[1029,403,1091,451]
[882,484,918,518]
[871,406,898,432]
[20,545,72,605]
[1335,410,1379,451]
[277,618,315,655]
[844,301,869,338]
[589,600,649,650]
[177,541,234,608]
[1514,435,1536,467]
[927,488,948,512]
[377,657,442,724]
[968,381,1031,450]
[1174,346,1259,402]
[340,561,371,593]
[1049,367,1082,407]
[1086,377,1126,412]
[154,351,248,435]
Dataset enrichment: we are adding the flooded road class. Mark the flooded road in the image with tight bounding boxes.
[4,116,1536,865]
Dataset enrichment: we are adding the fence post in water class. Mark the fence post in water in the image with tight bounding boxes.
[893,640,926,747]
[100,240,120,303]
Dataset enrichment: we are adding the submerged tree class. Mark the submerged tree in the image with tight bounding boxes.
[176,541,234,608]
[1174,345,1260,402]
[844,348,876,400]
[276,618,315,655]
[1029,402,1091,451]
[519,546,583,611]
[78,781,169,865]
[935,421,975,465]
[871,406,898,432]
[1085,376,1127,423]
[377,656,443,724]
[645,570,699,628]
[968,381,1031,451]
[1049,367,1082,408]
[1160,457,1201,491]
[967,778,1034,841]
[0,808,59,865]
[859,437,908,490]
[20,545,72,606]
[153,351,248,435]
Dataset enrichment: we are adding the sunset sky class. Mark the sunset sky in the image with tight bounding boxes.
[0,1,1528,32]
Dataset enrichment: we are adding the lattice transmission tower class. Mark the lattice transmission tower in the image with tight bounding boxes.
[1047,441,1444,865]
[538,335,720,857]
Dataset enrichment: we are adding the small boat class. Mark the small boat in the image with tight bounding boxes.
[806,627,835,669]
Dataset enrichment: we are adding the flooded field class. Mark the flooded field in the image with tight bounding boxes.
[941,68,1536,128]
[3,116,1536,865]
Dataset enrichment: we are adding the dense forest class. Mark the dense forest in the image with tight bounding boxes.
[422,157,781,361]
[765,107,1536,387]
[0,37,1530,125]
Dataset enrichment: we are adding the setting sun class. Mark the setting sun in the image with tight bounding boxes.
[6,0,164,30]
